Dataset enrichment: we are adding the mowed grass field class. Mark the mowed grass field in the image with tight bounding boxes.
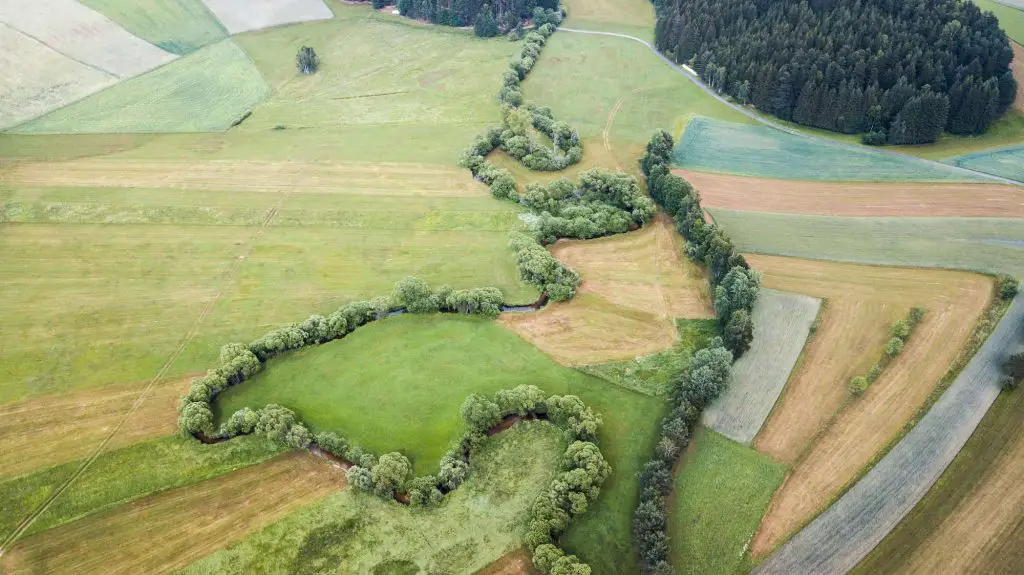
[854,389,1024,575]
[710,210,1024,275]
[945,145,1024,183]
[79,0,227,55]
[561,0,655,39]
[670,428,787,575]
[501,217,713,365]
[674,117,986,182]
[682,169,1024,217]
[215,314,663,571]
[1,452,343,575]
[746,255,993,557]
[13,40,269,133]
[180,423,563,575]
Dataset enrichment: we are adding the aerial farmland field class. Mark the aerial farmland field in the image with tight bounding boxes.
[2,0,1024,574]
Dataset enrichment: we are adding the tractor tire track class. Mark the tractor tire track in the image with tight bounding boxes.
[0,194,288,557]
[558,28,1024,187]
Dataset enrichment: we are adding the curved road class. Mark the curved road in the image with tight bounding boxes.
[559,26,1024,573]
[559,27,1024,187]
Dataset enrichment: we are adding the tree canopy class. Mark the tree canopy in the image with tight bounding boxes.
[653,0,1017,144]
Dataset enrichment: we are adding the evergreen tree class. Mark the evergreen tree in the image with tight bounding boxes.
[474,4,499,37]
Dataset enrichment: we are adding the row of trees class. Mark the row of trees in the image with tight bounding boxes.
[848,307,926,395]
[653,0,1017,144]
[641,130,760,357]
[509,232,582,301]
[384,0,557,34]
[633,337,734,573]
[178,277,513,438]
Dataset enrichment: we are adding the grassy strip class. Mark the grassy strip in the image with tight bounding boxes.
[0,435,282,540]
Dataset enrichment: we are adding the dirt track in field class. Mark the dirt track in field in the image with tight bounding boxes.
[747,255,992,557]
[0,376,193,480]
[0,453,343,575]
[1013,43,1024,113]
[476,549,537,575]
[677,169,1024,217]
[2,159,484,196]
[899,427,1024,574]
[500,216,713,365]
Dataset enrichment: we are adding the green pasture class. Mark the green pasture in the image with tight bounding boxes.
[215,313,663,571]
[670,428,787,575]
[180,422,562,574]
[0,435,281,539]
[944,144,1024,181]
[854,389,1024,574]
[710,210,1024,275]
[675,117,986,182]
[521,32,751,148]
[80,0,227,55]
[13,40,269,134]
[0,185,532,404]
[561,0,656,39]
[232,12,515,131]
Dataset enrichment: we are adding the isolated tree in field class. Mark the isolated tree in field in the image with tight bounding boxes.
[296,46,319,75]
[474,5,499,37]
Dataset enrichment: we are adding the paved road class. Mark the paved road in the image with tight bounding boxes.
[559,27,1024,187]
[753,290,1023,574]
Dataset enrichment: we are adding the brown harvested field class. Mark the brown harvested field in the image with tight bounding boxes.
[476,549,538,575]
[0,452,344,575]
[2,159,485,197]
[899,429,1024,574]
[0,376,193,480]
[677,169,1024,217]
[1013,42,1024,112]
[747,254,993,557]
[500,217,713,365]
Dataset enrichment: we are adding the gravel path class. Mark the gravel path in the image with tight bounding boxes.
[754,291,1024,574]
[558,28,1024,187]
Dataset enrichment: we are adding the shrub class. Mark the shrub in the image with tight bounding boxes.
[220,407,260,437]
[178,401,214,436]
[407,475,444,506]
[849,376,869,396]
[392,276,440,314]
[861,130,887,145]
[1000,375,1017,391]
[886,337,905,356]
[296,46,319,75]
[998,275,1020,300]
[1005,351,1024,379]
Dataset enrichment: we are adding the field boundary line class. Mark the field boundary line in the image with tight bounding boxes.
[0,22,119,79]
[0,193,289,557]
[558,27,1024,187]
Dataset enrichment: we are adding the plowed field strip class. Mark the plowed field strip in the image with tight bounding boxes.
[679,169,1024,217]
[743,255,993,557]
[0,453,343,575]
[0,377,192,480]
[3,159,482,196]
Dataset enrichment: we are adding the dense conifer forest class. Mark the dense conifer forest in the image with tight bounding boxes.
[392,0,557,31]
[653,0,1018,144]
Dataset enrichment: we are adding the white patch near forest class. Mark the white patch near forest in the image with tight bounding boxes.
[201,0,333,34]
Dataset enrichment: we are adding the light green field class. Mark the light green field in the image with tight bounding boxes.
[13,40,268,134]
[216,314,664,571]
[180,422,562,575]
[0,435,280,539]
[0,184,532,404]
[675,117,986,182]
[710,210,1024,275]
[79,0,227,55]
[670,428,787,575]
[561,0,656,39]
[944,144,1024,181]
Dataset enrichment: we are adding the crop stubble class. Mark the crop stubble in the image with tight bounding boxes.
[746,255,992,557]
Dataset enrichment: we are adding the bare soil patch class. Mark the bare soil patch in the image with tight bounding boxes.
[0,453,343,575]
[678,169,1024,217]
[747,255,992,557]
[476,548,538,575]
[3,159,484,197]
[0,376,194,480]
[501,217,713,365]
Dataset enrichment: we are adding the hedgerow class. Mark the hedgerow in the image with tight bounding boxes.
[848,307,926,396]
[631,129,762,575]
